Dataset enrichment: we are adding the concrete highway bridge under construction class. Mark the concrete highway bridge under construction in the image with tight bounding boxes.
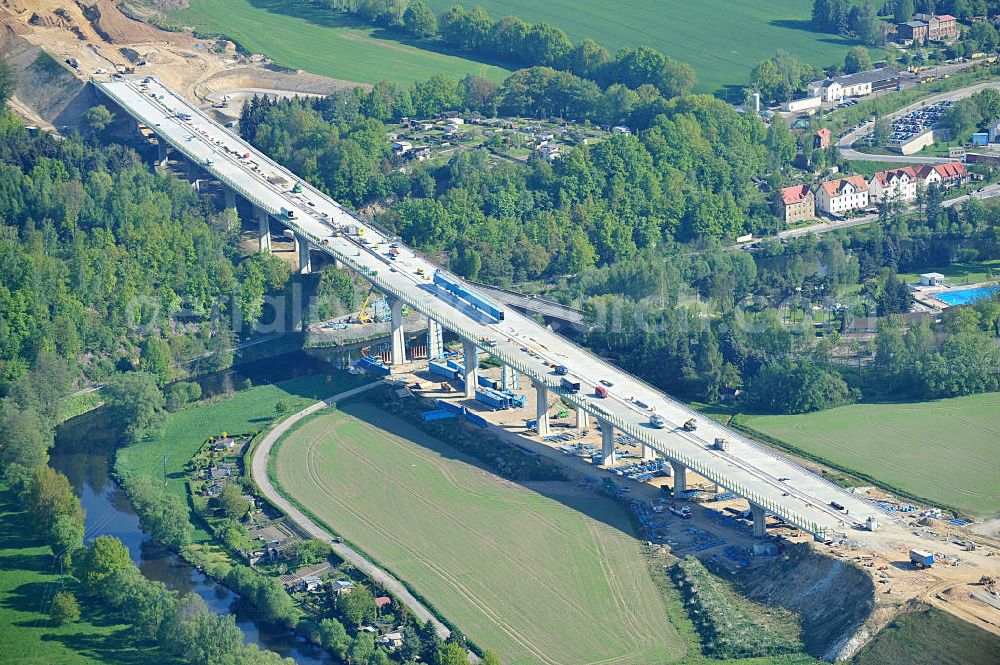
[95,74,894,543]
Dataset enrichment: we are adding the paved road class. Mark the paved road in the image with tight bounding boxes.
[769,182,1000,242]
[838,79,1000,163]
[98,74,895,537]
[247,380,453,641]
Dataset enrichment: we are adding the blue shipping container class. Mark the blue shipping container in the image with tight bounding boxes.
[436,399,465,416]
[422,409,458,422]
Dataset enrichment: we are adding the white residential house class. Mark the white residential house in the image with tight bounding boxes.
[391,140,412,153]
[817,175,869,214]
[868,167,917,203]
[915,161,969,189]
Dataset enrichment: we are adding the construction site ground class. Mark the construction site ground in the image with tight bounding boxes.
[0,0,357,131]
[381,356,1000,641]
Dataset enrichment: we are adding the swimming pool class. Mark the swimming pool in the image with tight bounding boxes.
[935,285,999,306]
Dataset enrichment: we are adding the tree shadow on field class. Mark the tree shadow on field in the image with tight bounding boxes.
[769,19,862,47]
[245,0,511,71]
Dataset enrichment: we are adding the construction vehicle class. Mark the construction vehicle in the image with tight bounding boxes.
[356,288,376,324]
[669,505,692,519]
[682,418,697,431]
[909,549,934,569]
[595,385,608,398]
[292,182,303,193]
[650,414,666,429]
[554,365,569,375]
[560,377,581,393]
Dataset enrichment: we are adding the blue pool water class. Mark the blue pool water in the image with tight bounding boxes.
[935,285,999,306]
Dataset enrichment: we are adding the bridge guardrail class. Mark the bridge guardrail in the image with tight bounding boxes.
[100,78,847,539]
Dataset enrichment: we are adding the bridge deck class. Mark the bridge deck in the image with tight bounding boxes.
[95,75,891,538]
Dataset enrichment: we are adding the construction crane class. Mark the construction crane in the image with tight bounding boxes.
[356,287,375,324]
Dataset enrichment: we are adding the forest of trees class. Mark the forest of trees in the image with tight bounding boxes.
[240,89,789,284]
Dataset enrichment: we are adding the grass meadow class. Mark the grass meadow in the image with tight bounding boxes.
[172,0,509,85]
[741,392,1000,516]
[271,400,684,665]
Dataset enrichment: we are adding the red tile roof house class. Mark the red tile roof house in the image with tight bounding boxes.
[814,127,831,149]
[868,167,918,202]
[915,161,969,189]
[775,184,815,223]
[817,175,869,215]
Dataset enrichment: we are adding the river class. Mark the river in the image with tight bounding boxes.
[50,352,335,664]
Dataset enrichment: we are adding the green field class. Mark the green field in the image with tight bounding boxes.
[0,485,181,665]
[421,0,859,93]
[172,0,508,85]
[272,401,683,665]
[852,605,1000,665]
[741,392,1000,516]
[898,259,1000,287]
[115,372,369,510]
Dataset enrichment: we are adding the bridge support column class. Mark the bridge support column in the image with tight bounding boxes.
[389,298,406,366]
[750,503,768,539]
[501,365,519,391]
[670,461,687,496]
[296,233,311,274]
[462,340,478,399]
[427,319,444,360]
[156,139,167,166]
[600,419,616,466]
[533,379,549,437]
[641,443,657,461]
[575,406,589,429]
[224,188,237,213]
[186,161,200,192]
[255,207,271,253]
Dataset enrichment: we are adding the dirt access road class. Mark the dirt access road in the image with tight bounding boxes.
[0,0,356,128]
[247,380,455,643]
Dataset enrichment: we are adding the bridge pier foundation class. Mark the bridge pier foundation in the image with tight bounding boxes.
[600,419,615,466]
[575,406,589,430]
[389,298,406,366]
[670,461,687,496]
[533,379,549,437]
[427,319,444,360]
[501,365,519,391]
[255,207,271,253]
[296,233,311,274]
[751,503,768,539]
[462,340,478,399]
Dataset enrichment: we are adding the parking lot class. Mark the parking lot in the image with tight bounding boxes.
[859,100,954,147]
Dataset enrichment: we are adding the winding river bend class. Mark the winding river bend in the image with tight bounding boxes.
[51,353,334,664]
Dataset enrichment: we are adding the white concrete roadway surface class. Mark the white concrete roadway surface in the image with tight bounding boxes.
[246,381,454,640]
[838,79,1000,163]
[95,74,895,538]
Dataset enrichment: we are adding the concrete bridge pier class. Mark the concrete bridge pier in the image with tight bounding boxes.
[462,340,478,399]
[389,298,406,366]
[186,160,200,191]
[533,379,549,437]
[295,233,312,274]
[641,443,657,461]
[255,206,271,253]
[750,503,768,539]
[156,139,168,166]
[224,188,237,214]
[427,319,444,360]
[599,419,616,466]
[575,406,589,429]
[501,365,519,391]
[670,460,687,496]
